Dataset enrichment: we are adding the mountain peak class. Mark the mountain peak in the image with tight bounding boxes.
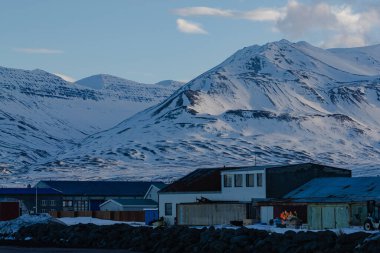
[75,74,141,90]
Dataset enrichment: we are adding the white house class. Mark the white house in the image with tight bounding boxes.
[158,163,351,225]
[99,199,158,211]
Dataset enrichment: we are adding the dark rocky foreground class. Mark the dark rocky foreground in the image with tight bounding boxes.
[4,223,380,253]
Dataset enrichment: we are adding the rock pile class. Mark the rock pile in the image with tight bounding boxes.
[5,223,380,253]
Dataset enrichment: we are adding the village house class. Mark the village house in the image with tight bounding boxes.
[35,181,166,211]
[258,177,380,230]
[158,163,351,225]
[0,187,62,214]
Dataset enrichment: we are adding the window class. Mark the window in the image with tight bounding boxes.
[41,209,47,213]
[246,174,254,187]
[234,174,243,187]
[49,200,56,206]
[223,174,233,187]
[165,203,172,216]
[41,200,47,206]
[257,173,263,187]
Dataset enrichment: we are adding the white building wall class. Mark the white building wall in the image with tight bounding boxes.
[144,185,160,202]
[220,169,266,201]
[100,201,123,211]
[159,192,223,225]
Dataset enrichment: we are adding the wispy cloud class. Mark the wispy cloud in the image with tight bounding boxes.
[13,48,64,54]
[242,8,283,21]
[173,7,233,17]
[172,2,380,47]
[176,19,208,34]
[53,73,76,82]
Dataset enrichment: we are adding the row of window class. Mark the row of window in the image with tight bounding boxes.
[223,173,263,188]
[40,209,56,213]
[41,200,56,206]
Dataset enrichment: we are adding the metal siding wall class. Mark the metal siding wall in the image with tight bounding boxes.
[177,203,247,226]
[308,204,349,229]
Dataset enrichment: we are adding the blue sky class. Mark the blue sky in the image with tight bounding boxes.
[1,0,380,83]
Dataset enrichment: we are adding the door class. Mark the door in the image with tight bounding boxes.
[322,206,335,229]
[260,206,273,224]
[308,205,322,230]
[335,205,349,228]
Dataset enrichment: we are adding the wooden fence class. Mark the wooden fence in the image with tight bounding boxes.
[49,210,145,222]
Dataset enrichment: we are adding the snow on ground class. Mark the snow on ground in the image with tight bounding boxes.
[58,217,145,227]
[191,224,379,235]
[0,214,56,236]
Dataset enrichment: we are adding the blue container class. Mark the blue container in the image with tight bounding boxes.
[145,208,159,225]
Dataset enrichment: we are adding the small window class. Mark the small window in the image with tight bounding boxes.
[234,174,243,187]
[41,209,47,213]
[257,173,263,187]
[67,200,73,207]
[41,200,47,206]
[165,203,172,216]
[246,174,254,187]
[49,200,56,206]
[223,174,233,187]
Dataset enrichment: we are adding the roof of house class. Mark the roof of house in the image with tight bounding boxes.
[0,188,62,195]
[284,177,380,202]
[160,166,255,193]
[37,181,166,196]
[102,199,158,207]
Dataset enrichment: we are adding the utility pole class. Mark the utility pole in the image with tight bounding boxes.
[35,185,38,214]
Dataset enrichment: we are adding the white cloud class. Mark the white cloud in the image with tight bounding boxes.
[275,1,380,47]
[173,2,380,47]
[242,8,284,21]
[173,7,233,17]
[53,73,76,82]
[13,48,64,54]
[176,19,208,34]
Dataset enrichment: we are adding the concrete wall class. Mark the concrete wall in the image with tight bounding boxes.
[177,203,247,226]
[220,169,266,200]
[159,192,222,225]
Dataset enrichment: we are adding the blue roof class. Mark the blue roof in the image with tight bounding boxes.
[37,181,166,196]
[285,177,380,202]
[0,188,61,195]
[109,199,158,206]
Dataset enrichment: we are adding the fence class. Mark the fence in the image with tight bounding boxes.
[49,210,145,222]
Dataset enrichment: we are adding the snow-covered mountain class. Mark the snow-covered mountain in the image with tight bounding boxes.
[0,68,182,184]
[48,40,380,182]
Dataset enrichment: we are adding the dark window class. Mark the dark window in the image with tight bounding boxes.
[246,174,254,187]
[41,200,47,206]
[165,203,172,216]
[224,174,233,187]
[257,173,263,187]
[49,200,56,206]
[234,174,243,187]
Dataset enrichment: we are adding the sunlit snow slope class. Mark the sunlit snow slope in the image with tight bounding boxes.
[51,40,380,182]
[0,68,182,184]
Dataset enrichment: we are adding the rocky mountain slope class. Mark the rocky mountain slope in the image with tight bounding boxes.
[0,67,182,184]
[52,40,380,181]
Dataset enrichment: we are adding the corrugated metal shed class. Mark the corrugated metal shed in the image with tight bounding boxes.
[285,177,380,202]
[37,181,165,197]
[110,199,157,206]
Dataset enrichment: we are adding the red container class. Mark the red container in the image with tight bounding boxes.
[0,201,20,221]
